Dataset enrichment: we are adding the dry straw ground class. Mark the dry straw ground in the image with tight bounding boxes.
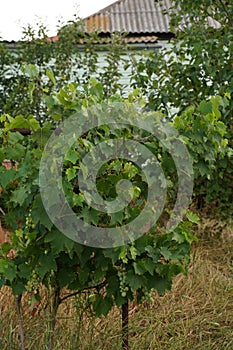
[0,218,232,350]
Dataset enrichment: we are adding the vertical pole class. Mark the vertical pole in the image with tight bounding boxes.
[122,299,129,350]
[15,295,26,350]
[48,287,60,350]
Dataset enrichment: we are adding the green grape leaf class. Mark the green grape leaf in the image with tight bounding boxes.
[186,211,200,224]
[11,281,27,295]
[57,268,76,288]
[65,149,79,164]
[93,295,113,317]
[32,194,53,230]
[126,270,144,290]
[160,247,172,261]
[66,167,77,181]
[44,229,74,256]
[146,275,172,296]
[36,254,57,279]
[11,187,28,206]
[133,262,146,275]
[0,168,15,188]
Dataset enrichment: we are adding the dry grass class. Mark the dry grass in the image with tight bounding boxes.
[0,220,232,350]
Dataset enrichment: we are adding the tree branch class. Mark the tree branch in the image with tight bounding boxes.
[60,281,107,303]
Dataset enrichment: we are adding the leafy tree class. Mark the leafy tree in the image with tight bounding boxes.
[0,19,129,125]
[130,0,233,213]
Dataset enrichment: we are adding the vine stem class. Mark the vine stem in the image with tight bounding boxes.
[122,300,129,350]
[15,295,26,350]
[48,287,61,350]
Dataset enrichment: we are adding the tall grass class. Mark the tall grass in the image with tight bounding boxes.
[0,219,232,350]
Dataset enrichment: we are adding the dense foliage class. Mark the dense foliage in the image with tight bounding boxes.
[0,80,228,322]
[0,20,127,123]
[0,2,232,348]
[131,0,233,212]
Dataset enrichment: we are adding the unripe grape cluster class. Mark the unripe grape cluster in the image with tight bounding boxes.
[118,268,129,298]
[25,209,35,230]
[141,288,154,303]
[26,270,40,293]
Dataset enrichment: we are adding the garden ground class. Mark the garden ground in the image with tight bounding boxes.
[0,215,232,350]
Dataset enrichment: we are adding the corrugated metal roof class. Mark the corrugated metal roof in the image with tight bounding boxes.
[48,34,158,45]
[123,35,158,43]
[84,0,221,36]
[84,0,172,35]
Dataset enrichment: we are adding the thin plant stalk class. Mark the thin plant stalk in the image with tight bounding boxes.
[48,287,61,350]
[122,300,129,350]
[15,295,26,350]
